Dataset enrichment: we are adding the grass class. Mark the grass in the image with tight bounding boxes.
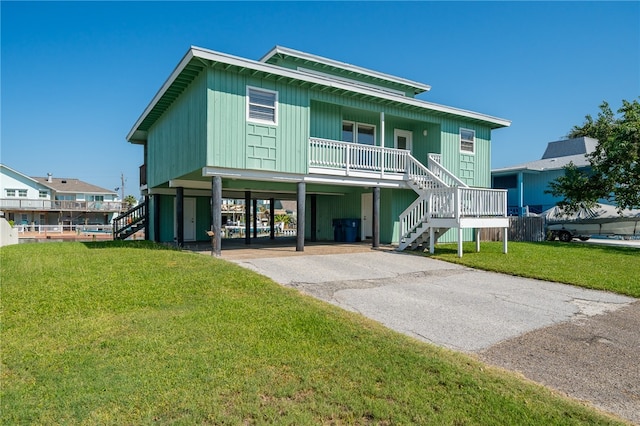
[428,241,640,298]
[1,241,628,425]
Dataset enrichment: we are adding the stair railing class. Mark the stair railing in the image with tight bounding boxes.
[112,201,147,240]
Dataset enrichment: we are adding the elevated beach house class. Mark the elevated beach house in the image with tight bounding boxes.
[123,46,510,256]
[1,164,121,231]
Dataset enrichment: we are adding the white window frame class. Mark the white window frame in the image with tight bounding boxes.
[5,189,16,197]
[342,120,377,146]
[246,86,278,125]
[460,128,475,154]
[39,190,48,198]
[18,189,28,197]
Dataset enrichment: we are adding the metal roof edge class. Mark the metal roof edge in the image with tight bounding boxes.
[259,45,432,93]
[126,47,196,142]
[128,46,510,141]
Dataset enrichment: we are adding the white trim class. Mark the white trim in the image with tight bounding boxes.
[297,67,406,96]
[127,46,510,142]
[342,120,376,146]
[394,129,413,152]
[260,45,432,93]
[246,86,278,125]
[460,128,475,154]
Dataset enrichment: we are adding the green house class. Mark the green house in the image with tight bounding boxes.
[123,46,511,256]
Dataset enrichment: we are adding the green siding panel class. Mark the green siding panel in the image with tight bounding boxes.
[207,68,309,174]
[148,71,207,187]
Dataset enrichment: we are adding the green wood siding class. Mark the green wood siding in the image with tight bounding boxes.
[147,71,207,187]
[310,101,341,140]
[381,188,417,244]
[311,192,363,241]
[207,68,309,174]
[158,195,175,243]
[196,196,212,242]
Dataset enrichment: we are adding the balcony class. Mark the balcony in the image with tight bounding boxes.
[0,199,123,212]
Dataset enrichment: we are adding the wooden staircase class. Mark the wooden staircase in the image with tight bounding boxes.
[398,154,507,254]
[113,201,147,240]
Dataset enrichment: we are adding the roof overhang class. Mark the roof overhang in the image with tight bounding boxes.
[260,45,432,95]
[127,46,510,144]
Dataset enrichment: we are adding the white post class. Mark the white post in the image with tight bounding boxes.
[380,112,385,178]
[429,226,435,254]
[503,227,508,254]
[457,227,463,258]
[475,228,481,252]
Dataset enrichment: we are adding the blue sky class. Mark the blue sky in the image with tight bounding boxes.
[2,1,638,196]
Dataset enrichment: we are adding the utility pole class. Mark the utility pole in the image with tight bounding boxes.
[120,173,125,202]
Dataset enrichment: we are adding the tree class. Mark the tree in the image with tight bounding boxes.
[123,195,138,210]
[546,98,640,213]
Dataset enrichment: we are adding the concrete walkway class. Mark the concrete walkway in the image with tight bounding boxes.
[231,248,633,352]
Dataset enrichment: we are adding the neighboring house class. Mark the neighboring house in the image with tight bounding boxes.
[124,45,511,256]
[491,137,597,216]
[0,164,122,228]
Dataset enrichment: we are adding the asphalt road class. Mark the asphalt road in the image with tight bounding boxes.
[233,250,639,424]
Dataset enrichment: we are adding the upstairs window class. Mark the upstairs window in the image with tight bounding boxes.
[39,190,48,198]
[18,189,27,197]
[5,189,16,197]
[460,128,475,153]
[247,87,278,125]
[342,121,376,146]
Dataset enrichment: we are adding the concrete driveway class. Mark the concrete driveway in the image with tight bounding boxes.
[227,246,640,423]
[233,249,633,352]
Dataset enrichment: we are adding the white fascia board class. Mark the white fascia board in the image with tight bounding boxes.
[128,46,511,142]
[260,45,432,93]
[199,45,511,127]
[126,48,196,142]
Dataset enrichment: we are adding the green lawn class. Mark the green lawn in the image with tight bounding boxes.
[429,241,640,298]
[1,241,627,425]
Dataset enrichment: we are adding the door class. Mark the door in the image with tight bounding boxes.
[361,192,373,240]
[394,129,413,152]
[174,197,197,242]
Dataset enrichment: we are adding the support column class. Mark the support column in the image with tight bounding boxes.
[252,199,258,239]
[269,197,275,240]
[211,176,222,257]
[244,191,251,245]
[310,195,317,242]
[296,182,305,252]
[144,195,150,241]
[176,187,184,247]
[429,226,435,254]
[153,194,160,243]
[372,187,380,248]
[475,228,481,252]
[457,227,463,258]
[503,227,508,254]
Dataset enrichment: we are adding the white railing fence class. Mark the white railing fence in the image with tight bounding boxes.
[0,199,122,211]
[427,153,468,188]
[15,224,114,234]
[309,137,409,176]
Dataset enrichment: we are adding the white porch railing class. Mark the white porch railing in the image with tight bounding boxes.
[0,199,122,212]
[309,137,507,250]
[309,137,409,177]
[427,153,468,188]
[15,224,114,234]
[399,187,507,240]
